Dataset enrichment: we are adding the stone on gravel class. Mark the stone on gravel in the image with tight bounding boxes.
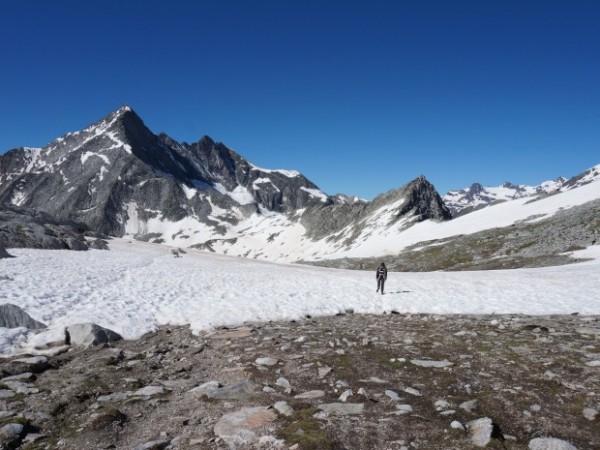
[318,366,332,378]
[3,356,49,375]
[200,380,257,401]
[385,390,401,401]
[410,359,454,368]
[133,386,167,398]
[528,437,578,450]
[393,404,413,415]
[214,406,276,447]
[0,423,25,449]
[467,417,503,447]
[404,387,422,397]
[317,403,364,416]
[255,357,278,366]
[451,420,465,431]
[294,390,325,399]
[274,401,294,417]
[132,439,171,450]
[339,389,353,402]
[65,323,123,348]
[275,377,290,389]
[582,407,597,421]
[460,399,478,413]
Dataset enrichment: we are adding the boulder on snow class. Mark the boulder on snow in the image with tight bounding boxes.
[0,246,13,259]
[64,323,123,348]
[0,304,46,329]
[88,239,109,250]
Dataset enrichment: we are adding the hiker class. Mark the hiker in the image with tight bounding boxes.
[376,262,387,294]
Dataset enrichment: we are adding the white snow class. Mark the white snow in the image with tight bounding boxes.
[0,239,599,356]
[301,187,328,202]
[249,163,300,178]
[81,151,110,165]
[213,183,255,205]
[324,178,600,259]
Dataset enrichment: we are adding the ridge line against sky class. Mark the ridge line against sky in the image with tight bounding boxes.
[1,1,599,199]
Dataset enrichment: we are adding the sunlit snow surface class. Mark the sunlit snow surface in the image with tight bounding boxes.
[1,239,599,356]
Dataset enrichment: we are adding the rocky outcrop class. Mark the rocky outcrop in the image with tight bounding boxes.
[0,204,91,251]
[64,323,123,348]
[0,304,46,329]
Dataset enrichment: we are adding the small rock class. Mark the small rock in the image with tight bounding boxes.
[133,386,166,398]
[262,386,276,394]
[582,407,597,421]
[339,389,353,402]
[385,390,401,401]
[294,390,325,399]
[274,401,294,417]
[392,404,413,415]
[255,357,278,367]
[275,377,291,389]
[585,360,600,367]
[317,403,364,416]
[318,366,332,378]
[410,359,454,368]
[131,439,171,450]
[0,423,25,449]
[466,417,503,447]
[459,399,477,413]
[451,421,465,431]
[404,387,422,397]
[3,356,49,375]
[528,437,578,450]
[435,399,451,411]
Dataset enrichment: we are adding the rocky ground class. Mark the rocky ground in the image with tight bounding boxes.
[0,313,599,450]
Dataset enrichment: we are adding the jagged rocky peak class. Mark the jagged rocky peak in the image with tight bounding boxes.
[397,175,453,221]
[367,175,452,225]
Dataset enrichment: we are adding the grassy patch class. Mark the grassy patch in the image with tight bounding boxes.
[277,407,334,450]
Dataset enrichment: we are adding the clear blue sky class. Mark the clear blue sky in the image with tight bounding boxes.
[1,1,599,199]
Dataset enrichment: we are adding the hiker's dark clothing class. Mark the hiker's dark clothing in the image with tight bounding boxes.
[376,264,387,294]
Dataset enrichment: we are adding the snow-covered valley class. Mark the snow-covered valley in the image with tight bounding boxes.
[1,239,599,356]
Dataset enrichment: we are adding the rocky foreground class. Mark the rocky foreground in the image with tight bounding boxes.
[0,313,599,450]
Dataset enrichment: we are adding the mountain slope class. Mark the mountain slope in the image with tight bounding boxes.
[0,106,450,262]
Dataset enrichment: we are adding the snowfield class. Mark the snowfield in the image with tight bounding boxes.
[1,239,600,356]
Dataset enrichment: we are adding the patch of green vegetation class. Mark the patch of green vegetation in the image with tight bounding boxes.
[365,347,406,370]
[0,415,31,428]
[277,407,334,450]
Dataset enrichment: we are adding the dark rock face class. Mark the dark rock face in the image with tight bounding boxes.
[0,246,12,259]
[0,304,46,329]
[391,176,452,222]
[0,204,90,250]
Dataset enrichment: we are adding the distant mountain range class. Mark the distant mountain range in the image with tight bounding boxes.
[1,106,599,269]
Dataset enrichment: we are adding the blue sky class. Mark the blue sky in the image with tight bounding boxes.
[1,1,599,199]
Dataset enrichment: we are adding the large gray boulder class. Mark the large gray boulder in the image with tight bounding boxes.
[0,304,46,329]
[64,323,123,348]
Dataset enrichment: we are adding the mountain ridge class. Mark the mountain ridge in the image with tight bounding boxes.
[0,106,451,262]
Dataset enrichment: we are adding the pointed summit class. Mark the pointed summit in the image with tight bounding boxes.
[397,176,453,221]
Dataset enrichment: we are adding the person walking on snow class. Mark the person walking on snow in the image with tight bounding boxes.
[376,262,387,294]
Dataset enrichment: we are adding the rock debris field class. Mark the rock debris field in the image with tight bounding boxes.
[0,313,599,450]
